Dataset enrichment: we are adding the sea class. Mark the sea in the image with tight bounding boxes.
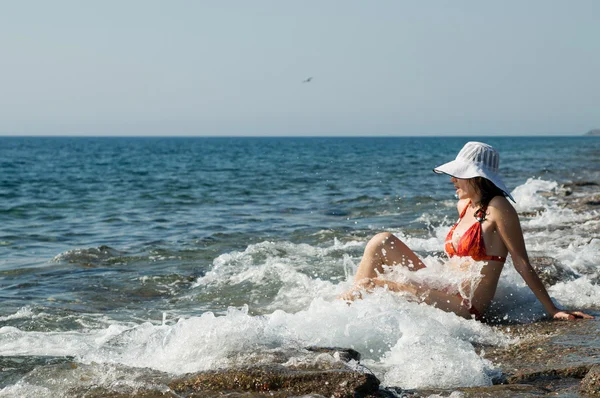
[0,136,599,396]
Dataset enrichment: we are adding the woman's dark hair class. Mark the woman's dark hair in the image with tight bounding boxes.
[469,177,506,208]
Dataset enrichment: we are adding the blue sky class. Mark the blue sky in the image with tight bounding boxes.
[1,1,599,136]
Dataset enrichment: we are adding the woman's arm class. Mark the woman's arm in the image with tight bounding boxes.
[493,198,593,320]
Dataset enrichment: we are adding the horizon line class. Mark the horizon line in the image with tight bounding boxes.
[0,134,594,138]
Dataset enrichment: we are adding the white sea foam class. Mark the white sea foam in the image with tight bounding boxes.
[0,295,509,390]
[511,178,559,212]
[0,306,38,321]
[553,238,600,276]
[9,230,512,389]
[0,237,509,389]
[194,239,363,288]
[549,276,600,308]
[0,324,128,357]
[0,362,170,398]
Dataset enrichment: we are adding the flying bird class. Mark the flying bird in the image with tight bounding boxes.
[302,77,313,83]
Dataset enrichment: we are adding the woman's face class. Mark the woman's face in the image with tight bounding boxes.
[450,177,479,200]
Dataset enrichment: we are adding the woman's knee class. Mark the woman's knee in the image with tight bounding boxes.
[365,231,422,269]
[366,232,399,255]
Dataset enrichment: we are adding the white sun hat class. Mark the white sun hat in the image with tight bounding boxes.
[433,141,516,202]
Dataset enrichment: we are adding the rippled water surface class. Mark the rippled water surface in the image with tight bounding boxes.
[1,136,599,394]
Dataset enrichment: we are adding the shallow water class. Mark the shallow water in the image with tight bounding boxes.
[0,136,599,395]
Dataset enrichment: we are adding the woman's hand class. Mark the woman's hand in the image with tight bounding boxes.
[552,310,595,320]
[338,278,375,301]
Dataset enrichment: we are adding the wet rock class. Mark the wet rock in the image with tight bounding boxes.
[560,183,600,212]
[518,211,539,218]
[169,364,380,397]
[572,194,600,211]
[68,347,375,397]
[529,256,578,287]
[564,181,599,187]
[391,383,550,397]
[506,365,591,384]
[52,245,125,267]
[485,319,600,369]
[480,316,600,396]
[306,346,361,362]
[553,178,600,212]
[69,389,177,398]
[581,364,600,395]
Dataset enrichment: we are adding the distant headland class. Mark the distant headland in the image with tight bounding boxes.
[586,129,600,136]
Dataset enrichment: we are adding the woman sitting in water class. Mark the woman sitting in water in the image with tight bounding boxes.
[342,141,593,321]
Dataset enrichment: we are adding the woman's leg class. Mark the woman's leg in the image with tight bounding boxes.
[422,290,480,320]
[353,232,426,282]
[340,232,427,300]
[343,233,480,319]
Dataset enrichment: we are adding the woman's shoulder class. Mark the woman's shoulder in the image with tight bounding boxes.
[488,195,518,218]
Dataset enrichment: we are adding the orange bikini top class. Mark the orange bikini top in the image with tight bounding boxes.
[445,202,506,262]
